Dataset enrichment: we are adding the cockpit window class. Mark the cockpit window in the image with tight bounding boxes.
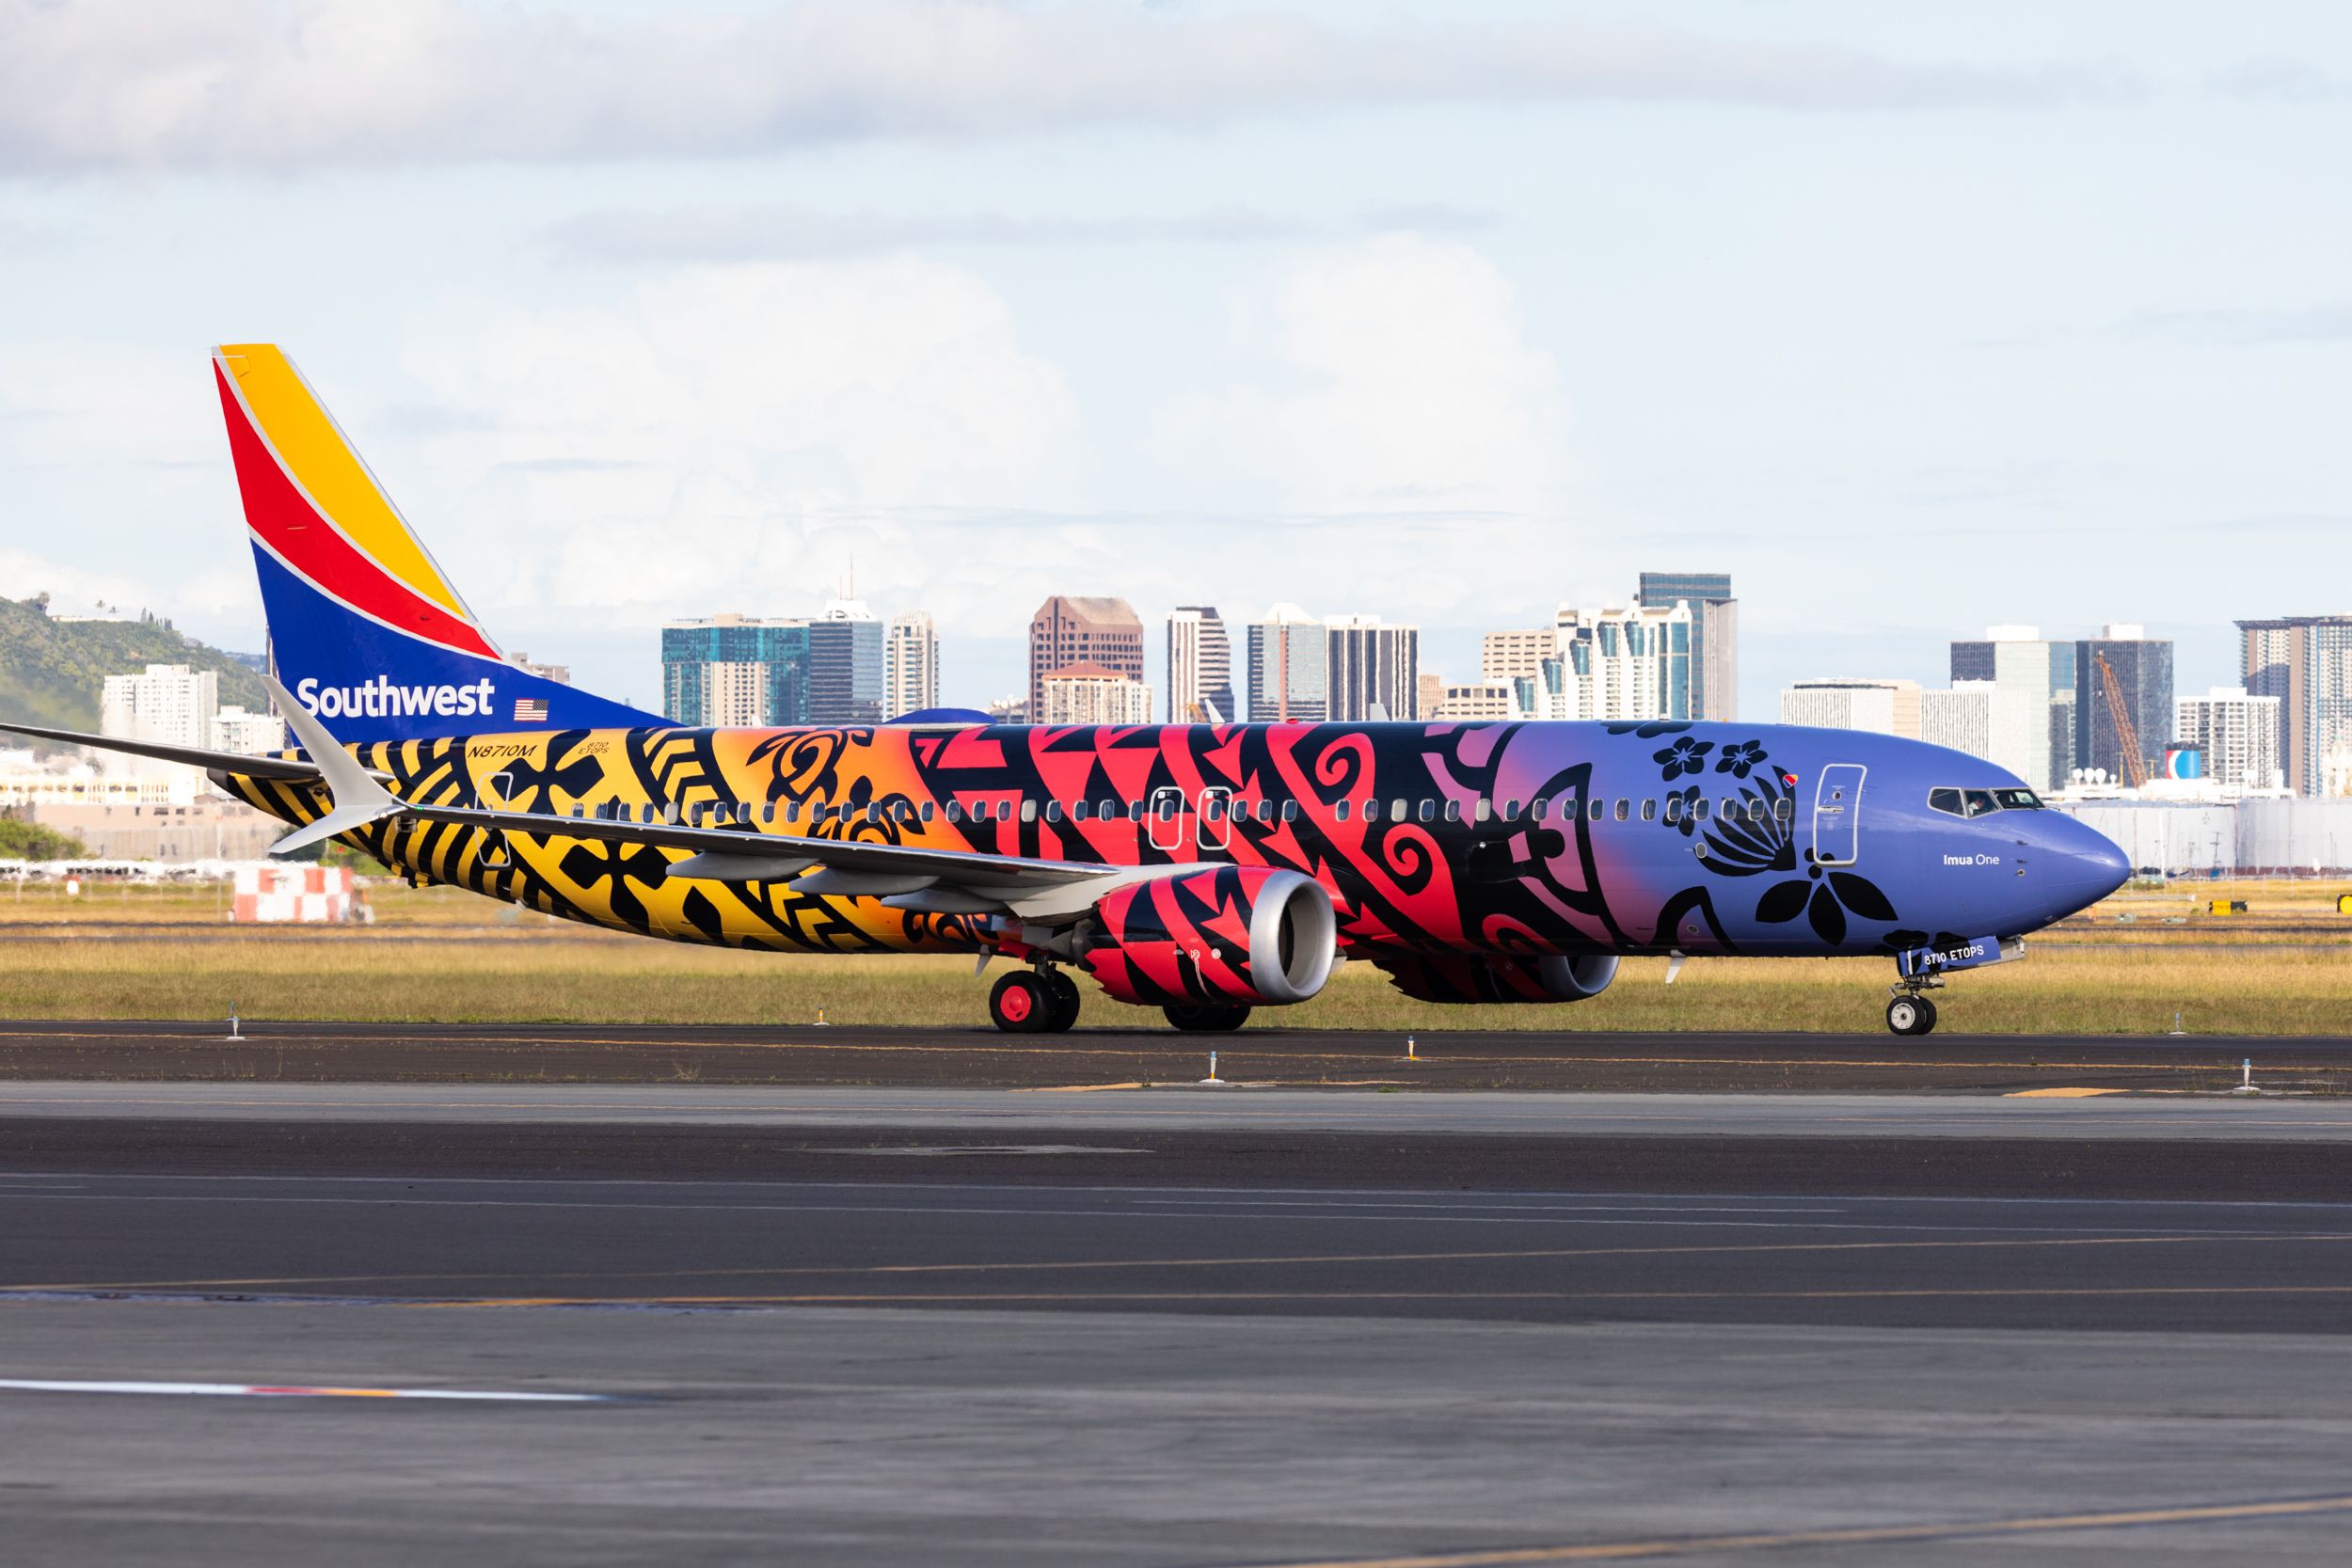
[1994,787,2044,811]
[1963,789,1997,817]
[1928,787,1963,817]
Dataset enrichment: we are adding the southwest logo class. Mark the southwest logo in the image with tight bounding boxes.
[294,675,496,720]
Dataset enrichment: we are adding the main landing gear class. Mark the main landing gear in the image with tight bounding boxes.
[989,968,1081,1034]
[1884,992,1939,1037]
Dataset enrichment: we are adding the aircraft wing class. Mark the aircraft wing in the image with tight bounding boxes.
[0,719,376,784]
[252,677,1174,922]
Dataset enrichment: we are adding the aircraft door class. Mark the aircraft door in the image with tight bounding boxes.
[1146,785,1187,853]
[1197,786,1232,853]
[1812,764,1865,867]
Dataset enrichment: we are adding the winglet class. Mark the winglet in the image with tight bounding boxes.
[264,676,405,857]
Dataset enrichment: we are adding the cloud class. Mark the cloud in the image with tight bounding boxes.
[394,258,1091,637]
[2121,303,2352,346]
[0,0,2137,175]
[2207,56,2352,103]
[546,203,1497,264]
[1151,235,1575,622]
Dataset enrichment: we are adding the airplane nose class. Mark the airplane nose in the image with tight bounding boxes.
[2042,816,2131,916]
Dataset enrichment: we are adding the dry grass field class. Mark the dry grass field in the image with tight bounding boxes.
[0,876,2343,1034]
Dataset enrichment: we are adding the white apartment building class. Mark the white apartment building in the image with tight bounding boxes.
[1037,663,1153,726]
[2176,688,2285,792]
[1921,681,2037,780]
[99,663,221,794]
[210,705,284,756]
[1430,681,1524,722]
[1779,678,1923,738]
[1483,600,1693,723]
[883,611,940,718]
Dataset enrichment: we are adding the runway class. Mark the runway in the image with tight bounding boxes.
[3,1016,2347,1093]
[9,1080,2352,1561]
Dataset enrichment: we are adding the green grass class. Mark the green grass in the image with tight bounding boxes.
[0,877,2344,1034]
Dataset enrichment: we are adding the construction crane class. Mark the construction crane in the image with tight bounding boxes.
[2093,650,2150,789]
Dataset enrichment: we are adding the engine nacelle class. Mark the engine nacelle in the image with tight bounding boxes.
[1082,866,1338,1008]
[1377,953,1620,1006]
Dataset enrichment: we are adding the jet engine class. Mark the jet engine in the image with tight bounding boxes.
[1377,952,1620,1006]
[1082,866,1338,1008]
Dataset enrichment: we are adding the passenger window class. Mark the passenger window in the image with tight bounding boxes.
[1361,798,1378,821]
[1664,795,1684,823]
[945,801,963,824]
[1473,799,1491,824]
[1614,799,1629,822]
[1258,799,1276,823]
[1442,800,1460,823]
[1928,787,1963,817]
[1720,799,1737,820]
[1531,798,1549,822]
[1640,799,1657,822]
[1020,799,1038,823]
[1127,800,1143,820]
[760,803,775,824]
[1417,799,1436,823]
[1334,800,1351,823]
[1587,798,1604,823]
[920,801,934,822]
[1280,800,1298,822]
[1963,789,1997,817]
[1044,800,1062,823]
[1693,799,1711,821]
[1391,799,1408,822]
[1774,799,1793,823]
[1073,800,1091,820]
[1502,800,1522,821]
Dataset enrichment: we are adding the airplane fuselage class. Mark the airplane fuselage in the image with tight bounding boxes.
[220,717,2129,988]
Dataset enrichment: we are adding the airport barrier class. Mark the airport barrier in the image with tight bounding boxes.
[2206,899,2249,916]
[230,864,359,924]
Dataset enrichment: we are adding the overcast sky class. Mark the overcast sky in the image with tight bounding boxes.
[3,0,2348,714]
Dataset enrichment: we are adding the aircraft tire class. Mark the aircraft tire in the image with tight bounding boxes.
[1885,996,1937,1037]
[1038,970,1081,1034]
[990,971,1051,1033]
[1163,1003,1252,1033]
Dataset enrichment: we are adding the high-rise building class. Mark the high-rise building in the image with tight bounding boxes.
[1487,601,1692,723]
[661,615,809,727]
[1415,673,1446,721]
[2175,688,2284,792]
[1325,615,1419,722]
[100,662,219,790]
[1246,604,1327,722]
[882,611,940,719]
[2074,626,2173,785]
[1037,663,1153,726]
[1637,572,1737,721]
[1166,607,1235,723]
[2238,614,2352,797]
[1947,626,2078,793]
[1028,597,1144,724]
[1921,681,2036,780]
[1779,678,1922,738]
[807,600,885,725]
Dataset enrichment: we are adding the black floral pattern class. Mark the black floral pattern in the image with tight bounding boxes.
[1756,847,1899,946]
[1714,739,1768,779]
[1653,736,1714,780]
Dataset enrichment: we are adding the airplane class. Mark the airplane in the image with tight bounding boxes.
[1,345,2131,1037]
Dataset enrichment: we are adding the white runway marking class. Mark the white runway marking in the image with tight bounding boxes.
[0,1378,607,1402]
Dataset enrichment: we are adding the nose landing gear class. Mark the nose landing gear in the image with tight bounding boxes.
[1885,990,1939,1037]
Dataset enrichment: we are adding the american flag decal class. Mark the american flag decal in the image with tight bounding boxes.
[513,698,549,722]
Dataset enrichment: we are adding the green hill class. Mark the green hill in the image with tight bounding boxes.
[0,594,269,738]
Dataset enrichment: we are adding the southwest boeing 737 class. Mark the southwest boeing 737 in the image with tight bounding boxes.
[3,346,2131,1037]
